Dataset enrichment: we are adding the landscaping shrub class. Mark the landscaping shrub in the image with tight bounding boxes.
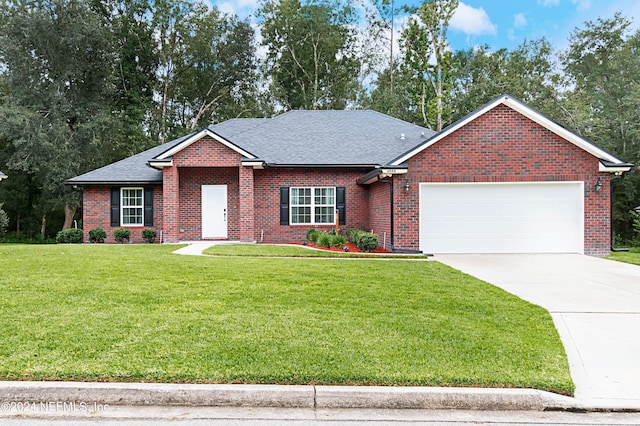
[357,233,379,252]
[306,228,320,243]
[348,229,365,246]
[348,228,379,252]
[142,228,156,243]
[114,228,131,243]
[0,203,8,236]
[317,232,331,248]
[330,234,345,248]
[56,228,84,244]
[88,227,107,243]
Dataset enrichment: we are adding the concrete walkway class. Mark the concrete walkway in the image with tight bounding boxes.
[172,241,243,256]
[434,254,640,410]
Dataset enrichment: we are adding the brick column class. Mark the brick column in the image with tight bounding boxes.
[163,166,180,243]
[239,165,255,242]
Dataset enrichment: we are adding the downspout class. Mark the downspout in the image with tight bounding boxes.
[610,173,629,253]
[379,178,394,251]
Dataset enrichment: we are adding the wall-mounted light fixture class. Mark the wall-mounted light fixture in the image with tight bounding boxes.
[595,178,602,192]
[404,180,410,193]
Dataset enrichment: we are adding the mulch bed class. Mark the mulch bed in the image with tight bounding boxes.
[276,241,392,254]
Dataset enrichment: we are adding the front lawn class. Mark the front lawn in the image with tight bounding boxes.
[608,248,640,266]
[0,244,573,394]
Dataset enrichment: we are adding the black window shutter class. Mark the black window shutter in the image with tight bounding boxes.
[144,188,154,226]
[110,188,120,227]
[336,186,346,226]
[280,187,289,225]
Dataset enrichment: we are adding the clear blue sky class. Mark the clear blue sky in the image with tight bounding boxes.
[211,0,640,53]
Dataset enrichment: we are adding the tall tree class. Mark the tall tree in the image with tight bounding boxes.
[0,0,119,232]
[401,0,458,130]
[258,0,359,110]
[363,0,397,95]
[173,6,257,130]
[151,0,257,142]
[561,14,640,241]
[449,39,561,123]
[93,0,159,159]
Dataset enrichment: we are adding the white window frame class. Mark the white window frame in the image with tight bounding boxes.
[121,187,144,226]
[290,187,336,225]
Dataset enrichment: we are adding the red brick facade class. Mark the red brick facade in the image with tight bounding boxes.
[394,105,610,256]
[80,104,615,255]
[82,185,163,244]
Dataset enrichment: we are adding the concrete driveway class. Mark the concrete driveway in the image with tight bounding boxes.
[435,254,640,409]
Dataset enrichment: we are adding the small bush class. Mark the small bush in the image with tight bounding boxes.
[330,234,345,248]
[306,228,320,243]
[317,232,331,248]
[348,229,365,246]
[0,203,8,236]
[56,228,84,244]
[142,228,156,243]
[88,227,106,243]
[357,233,379,252]
[114,228,131,243]
[348,228,379,252]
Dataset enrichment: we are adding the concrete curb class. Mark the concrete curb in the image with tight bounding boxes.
[315,386,580,411]
[0,382,582,411]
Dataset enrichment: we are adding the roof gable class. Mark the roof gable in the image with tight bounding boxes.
[154,129,258,161]
[390,94,631,169]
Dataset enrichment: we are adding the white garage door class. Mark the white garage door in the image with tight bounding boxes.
[419,182,584,254]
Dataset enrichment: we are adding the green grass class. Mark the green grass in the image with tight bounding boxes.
[608,247,640,266]
[203,243,418,258]
[0,244,573,394]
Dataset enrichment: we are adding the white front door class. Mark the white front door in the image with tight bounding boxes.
[202,185,228,239]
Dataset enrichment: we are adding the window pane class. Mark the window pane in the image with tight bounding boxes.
[315,206,334,224]
[291,206,311,224]
[314,188,334,205]
[290,187,336,225]
[291,188,311,206]
[122,188,143,225]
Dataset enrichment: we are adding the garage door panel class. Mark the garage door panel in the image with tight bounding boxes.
[419,183,584,254]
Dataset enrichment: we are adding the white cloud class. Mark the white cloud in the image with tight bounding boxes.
[572,0,591,11]
[237,0,259,9]
[217,1,236,16]
[513,13,527,28]
[537,0,560,6]
[450,2,497,36]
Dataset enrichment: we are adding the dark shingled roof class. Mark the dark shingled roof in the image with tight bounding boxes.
[206,110,434,166]
[66,134,190,185]
[68,111,435,184]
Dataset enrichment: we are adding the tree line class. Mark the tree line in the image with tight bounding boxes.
[0,0,638,243]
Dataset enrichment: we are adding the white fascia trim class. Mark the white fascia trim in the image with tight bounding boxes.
[148,160,173,168]
[391,95,625,166]
[242,161,265,169]
[380,168,408,179]
[599,163,633,173]
[156,129,257,161]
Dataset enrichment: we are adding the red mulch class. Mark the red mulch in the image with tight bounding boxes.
[274,241,392,254]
